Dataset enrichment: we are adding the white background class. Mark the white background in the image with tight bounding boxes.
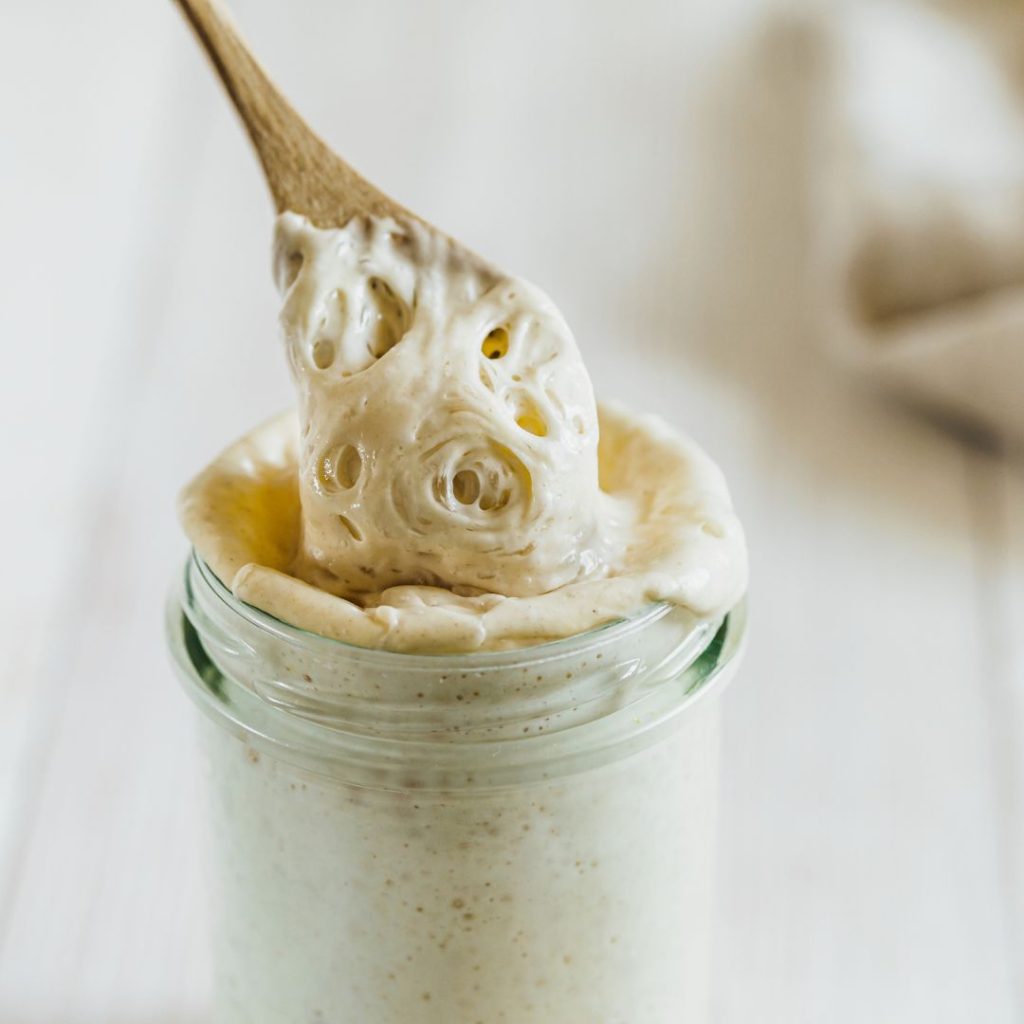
[0,0,1021,1021]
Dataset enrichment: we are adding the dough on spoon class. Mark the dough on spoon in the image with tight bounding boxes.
[180,213,748,651]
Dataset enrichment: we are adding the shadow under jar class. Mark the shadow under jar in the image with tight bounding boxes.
[167,552,746,1024]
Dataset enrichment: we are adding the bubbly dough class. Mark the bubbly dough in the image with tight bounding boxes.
[275,212,612,599]
[180,214,747,652]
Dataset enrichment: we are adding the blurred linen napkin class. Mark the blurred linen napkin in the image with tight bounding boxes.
[815,0,1024,444]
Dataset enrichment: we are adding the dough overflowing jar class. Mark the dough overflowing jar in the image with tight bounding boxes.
[167,553,746,1023]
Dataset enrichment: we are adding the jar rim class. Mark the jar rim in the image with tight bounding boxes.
[190,550,686,668]
[168,552,747,788]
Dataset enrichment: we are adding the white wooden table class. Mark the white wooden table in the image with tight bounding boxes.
[1,1,1021,1021]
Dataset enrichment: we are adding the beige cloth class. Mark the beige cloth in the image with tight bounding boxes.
[817,1,1024,444]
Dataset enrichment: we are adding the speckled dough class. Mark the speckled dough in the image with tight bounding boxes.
[201,695,721,1024]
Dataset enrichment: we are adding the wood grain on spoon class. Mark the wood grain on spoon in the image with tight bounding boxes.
[172,0,414,229]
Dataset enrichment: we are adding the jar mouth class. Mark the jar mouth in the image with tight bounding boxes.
[168,552,747,788]
[190,550,686,667]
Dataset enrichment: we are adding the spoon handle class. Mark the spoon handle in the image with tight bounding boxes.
[172,0,404,227]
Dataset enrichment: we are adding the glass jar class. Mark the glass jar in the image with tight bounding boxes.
[167,552,746,1024]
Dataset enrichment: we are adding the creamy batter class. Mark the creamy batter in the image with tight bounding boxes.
[180,213,747,650]
[201,692,722,1023]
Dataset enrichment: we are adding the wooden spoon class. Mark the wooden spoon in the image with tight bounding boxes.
[172,0,418,230]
